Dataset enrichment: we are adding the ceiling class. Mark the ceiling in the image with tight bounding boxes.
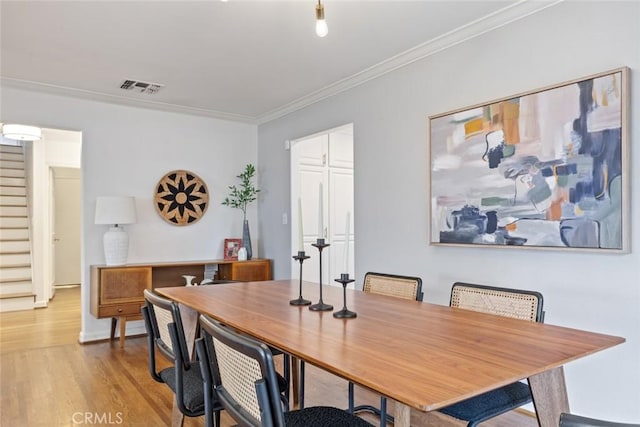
[1,1,554,124]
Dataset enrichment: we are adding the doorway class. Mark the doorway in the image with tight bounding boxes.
[290,124,354,286]
[51,167,81,288]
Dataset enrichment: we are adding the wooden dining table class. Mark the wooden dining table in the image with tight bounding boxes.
[156,279,625,427]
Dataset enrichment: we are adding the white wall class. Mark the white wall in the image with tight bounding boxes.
[0,87,258,341]
[257,1,640,422]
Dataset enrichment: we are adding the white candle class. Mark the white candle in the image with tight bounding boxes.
[343,211,350,274]
[317,183,323,239]
[297,197,304,252]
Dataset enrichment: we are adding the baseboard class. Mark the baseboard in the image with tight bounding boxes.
[33,300,48,308]
[515,407,537,418]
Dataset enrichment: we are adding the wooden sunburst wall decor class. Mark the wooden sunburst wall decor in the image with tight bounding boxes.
[154,170,209,225]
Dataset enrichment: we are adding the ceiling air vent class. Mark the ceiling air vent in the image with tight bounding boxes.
[119,79,164,95]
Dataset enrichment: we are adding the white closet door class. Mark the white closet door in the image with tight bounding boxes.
[291,125,353,286]
[328,128,354,285]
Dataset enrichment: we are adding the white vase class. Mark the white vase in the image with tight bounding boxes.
[182,275,196,286]
[237,247,248,261]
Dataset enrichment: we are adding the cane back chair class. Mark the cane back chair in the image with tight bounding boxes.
[196,314,372,427]
[348,272,423,427]
[141,289,223,427]
[438,282,544,427]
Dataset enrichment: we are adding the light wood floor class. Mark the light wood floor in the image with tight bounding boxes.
[0,287,538,426]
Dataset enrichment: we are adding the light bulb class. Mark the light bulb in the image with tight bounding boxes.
[315,19,328,37]
[315,1,328,37]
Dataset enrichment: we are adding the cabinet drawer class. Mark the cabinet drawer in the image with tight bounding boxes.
[98,302,144,318]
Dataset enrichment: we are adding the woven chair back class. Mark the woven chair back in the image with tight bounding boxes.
[213,336,264,422]
[143,289,190,365]
[450,282,544,322]
[199,314,285,427]
[363,272,423,301]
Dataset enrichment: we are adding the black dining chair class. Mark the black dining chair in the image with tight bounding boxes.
[195,313,373,427]
[438,282,544,427]
[347,272,423,427]
[560,413,640,427]
[200,279,293,404]
[141,289,223,427]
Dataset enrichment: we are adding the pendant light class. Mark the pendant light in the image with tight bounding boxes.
[315,0,328,37]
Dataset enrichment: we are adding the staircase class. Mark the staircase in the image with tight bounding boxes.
[0,143,35,312]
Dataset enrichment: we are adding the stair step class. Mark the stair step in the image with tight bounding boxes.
[0,240,30,252]
[0,252,31,268]
[0,145,23,154]
[0,267,32,282]
[0,152,24,162]
[0,294,35,312]
[0,177,26,187]
[0,280,33,291]
[0,291,34,299]
[0,206,28,216]
[0,217,29,228]
[0,168,25,178]
[0,159,25,169]
[0,262,30,269]
[0,228,30,240]
[0,253,31,266]
[0,186,26,196]
[0,195,27,206]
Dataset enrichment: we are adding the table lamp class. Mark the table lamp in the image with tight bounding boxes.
[95,196,137,265]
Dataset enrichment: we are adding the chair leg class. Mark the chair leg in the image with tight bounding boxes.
[204,385,214,427]
[379,397,387,427]
[350,386,395,426]
[348,382,355,413]
[283,353,291,402]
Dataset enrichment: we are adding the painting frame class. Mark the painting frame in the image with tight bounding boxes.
[428,67,629,253]
[223,238,242,260]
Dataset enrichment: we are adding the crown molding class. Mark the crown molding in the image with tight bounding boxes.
[0,77,256,124]
[256,0,562,125]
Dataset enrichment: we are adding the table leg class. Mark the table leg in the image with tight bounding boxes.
[178,305,198,359]
[528,366,570,427]
[119,316,127,348]
[394,402,411,427]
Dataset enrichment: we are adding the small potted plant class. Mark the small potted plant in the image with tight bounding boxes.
[222,164,260,260]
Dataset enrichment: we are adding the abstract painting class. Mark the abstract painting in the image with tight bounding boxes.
[429,68,629,252]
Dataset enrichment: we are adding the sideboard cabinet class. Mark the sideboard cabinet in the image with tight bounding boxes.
[90,259,271,347]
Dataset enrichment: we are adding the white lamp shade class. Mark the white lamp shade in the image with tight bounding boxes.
[95,196,137,225]
[2,124,42,141]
